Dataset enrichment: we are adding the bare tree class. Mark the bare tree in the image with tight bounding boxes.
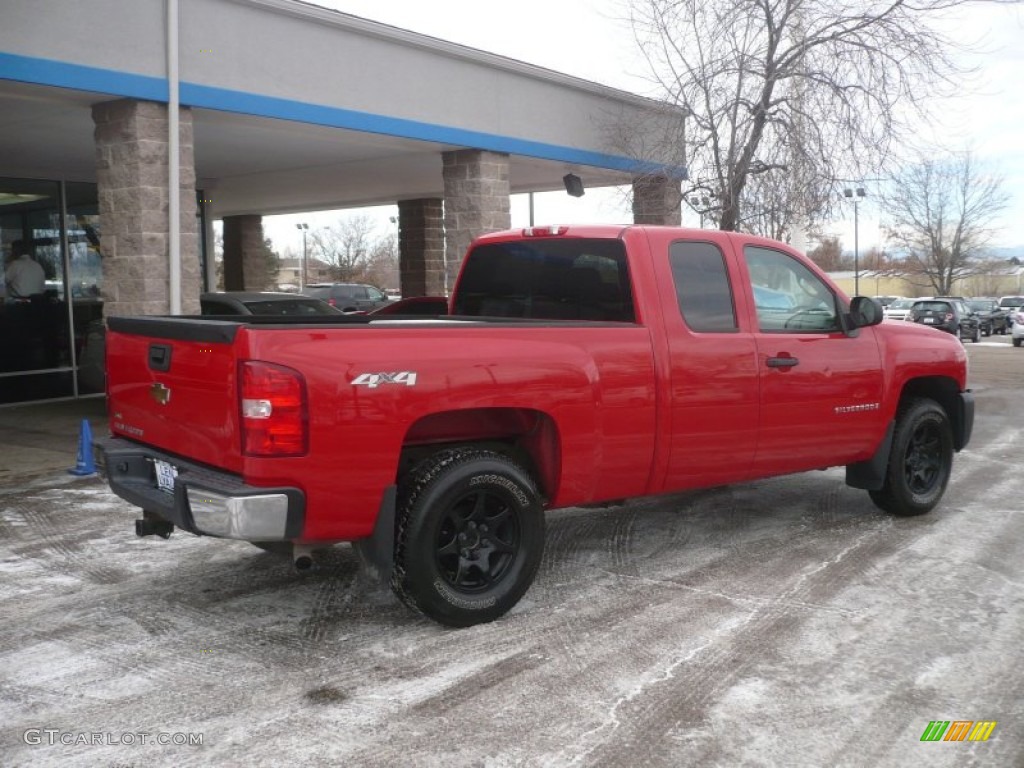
[363,233,400,291]
[882,151,1009,295]
[806,235,846,271]
[308,214,381,284]
[626,0,1007,235]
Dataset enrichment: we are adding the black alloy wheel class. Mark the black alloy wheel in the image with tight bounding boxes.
[869,398,953,516]
[391,448,545,626]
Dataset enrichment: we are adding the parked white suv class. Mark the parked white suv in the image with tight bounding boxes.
[1012,309,1024,346]
[999,295,1024,327]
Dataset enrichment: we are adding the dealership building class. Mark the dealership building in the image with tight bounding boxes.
[0,0,684,404]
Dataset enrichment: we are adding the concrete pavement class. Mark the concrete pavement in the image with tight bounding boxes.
[0,397,108,482]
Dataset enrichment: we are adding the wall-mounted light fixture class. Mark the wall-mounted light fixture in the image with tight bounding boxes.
[563,173,585,198]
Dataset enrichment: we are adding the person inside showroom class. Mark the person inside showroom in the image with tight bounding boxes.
[4,240,45,301]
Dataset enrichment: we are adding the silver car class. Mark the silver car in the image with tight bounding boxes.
[883,297,919,322]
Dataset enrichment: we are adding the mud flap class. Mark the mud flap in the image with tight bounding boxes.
[353,485,396,581]
[845,420,895,491]
[954,391,974,451]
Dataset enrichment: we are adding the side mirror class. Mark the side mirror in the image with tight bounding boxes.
[849,296,883,328]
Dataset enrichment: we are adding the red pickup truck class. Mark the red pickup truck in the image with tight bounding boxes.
[96,225,973,627]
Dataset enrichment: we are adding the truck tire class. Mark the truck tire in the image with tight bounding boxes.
[391,448,545,627]
[868,398,953,517]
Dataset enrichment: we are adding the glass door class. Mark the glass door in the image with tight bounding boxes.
[0,177,74,403]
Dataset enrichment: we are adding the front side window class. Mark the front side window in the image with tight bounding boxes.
[669,241,737,332]
[745,246,839,333]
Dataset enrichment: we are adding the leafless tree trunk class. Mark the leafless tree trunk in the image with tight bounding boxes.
[625,0,1007,235]
[882,151,1009,295]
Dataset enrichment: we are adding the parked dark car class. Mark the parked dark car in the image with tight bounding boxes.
[199,291,344,317]
[77,292,341,392]
[910,298,980,342]
[369,296,449,316]
[303,283,390,313]
[967,298,1009,336]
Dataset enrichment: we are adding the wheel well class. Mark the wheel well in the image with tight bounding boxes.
[898,376,967,449]
[399,408,560,500]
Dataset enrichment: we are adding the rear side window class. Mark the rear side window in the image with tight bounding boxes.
[453,238,635,322]
[669,241,737,332]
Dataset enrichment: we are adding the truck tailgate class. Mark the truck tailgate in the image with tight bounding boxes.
[105,317,243,473]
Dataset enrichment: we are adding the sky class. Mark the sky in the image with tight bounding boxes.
[262,0,1024,258]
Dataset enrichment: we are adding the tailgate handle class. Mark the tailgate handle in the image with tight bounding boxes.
[148,344,172,372]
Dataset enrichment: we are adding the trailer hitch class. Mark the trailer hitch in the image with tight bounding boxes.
[135,510,174,539]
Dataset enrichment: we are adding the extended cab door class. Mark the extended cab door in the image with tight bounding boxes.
[651,236,760,489]
[739,243,885,476]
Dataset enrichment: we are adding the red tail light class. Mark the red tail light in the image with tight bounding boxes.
[945,312,954,321]
[239,361,308,457]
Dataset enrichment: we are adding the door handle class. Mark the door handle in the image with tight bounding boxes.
[148,344,172,372]
[766,356,799,368]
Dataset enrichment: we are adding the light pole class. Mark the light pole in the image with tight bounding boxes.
[844,187,866,295]
[295,222,308,291]
[688,196,710,228]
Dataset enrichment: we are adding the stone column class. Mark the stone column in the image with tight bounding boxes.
[222,215,270,291]
[442,150,510,290]
[632,174,682,226]
[397,199,445,297]
[92,99,200,315]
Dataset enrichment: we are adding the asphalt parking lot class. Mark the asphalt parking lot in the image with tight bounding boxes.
[1,335,1021,767]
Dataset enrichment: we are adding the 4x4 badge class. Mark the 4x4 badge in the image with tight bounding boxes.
[352,372,417,388]
[150,382,171,405]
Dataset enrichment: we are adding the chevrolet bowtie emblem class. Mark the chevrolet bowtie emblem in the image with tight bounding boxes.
[150,382,171,405]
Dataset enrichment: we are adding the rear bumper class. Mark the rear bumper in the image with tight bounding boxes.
[94,435,305,540]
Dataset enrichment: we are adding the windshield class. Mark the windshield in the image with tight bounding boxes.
[968,300,994,311]
[999,296,1024,308]
[889,298,915,309]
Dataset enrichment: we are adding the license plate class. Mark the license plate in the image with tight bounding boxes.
[154,459,178,493]
[924,317,936,323]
